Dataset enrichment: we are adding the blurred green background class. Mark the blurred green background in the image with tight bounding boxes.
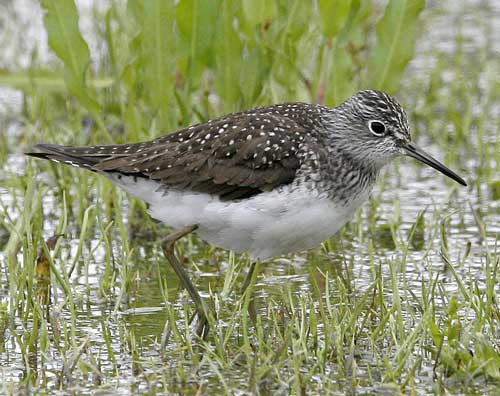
[1,0,423,143]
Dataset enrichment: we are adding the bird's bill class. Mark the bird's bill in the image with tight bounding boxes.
[402,142,467,186]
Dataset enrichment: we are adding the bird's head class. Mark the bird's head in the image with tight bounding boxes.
[329,89,466,186]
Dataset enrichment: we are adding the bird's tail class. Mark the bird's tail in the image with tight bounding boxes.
[26,143,135,170]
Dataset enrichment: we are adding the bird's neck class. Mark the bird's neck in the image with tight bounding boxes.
[326,147,378,197]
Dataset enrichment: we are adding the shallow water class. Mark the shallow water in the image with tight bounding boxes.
[1,0,500,395]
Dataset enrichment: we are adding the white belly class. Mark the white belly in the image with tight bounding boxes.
[108,174,371,260]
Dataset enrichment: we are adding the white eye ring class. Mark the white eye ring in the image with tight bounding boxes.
[368,120,386,136]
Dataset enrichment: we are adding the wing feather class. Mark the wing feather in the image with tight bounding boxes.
[29,105,323,201]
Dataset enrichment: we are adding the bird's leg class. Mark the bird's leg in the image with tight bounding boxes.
[240,261,260,326]
[161,224,209,339]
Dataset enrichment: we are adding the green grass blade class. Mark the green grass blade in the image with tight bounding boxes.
[0,70,113,92]
[134,0,176,130]
[242,0,277,28]
[318,0,352,39]
[324,1,372,105]
[176,0,216,90]
[366,0,425,93]
[41,0,100,114]
[214,2,243,111]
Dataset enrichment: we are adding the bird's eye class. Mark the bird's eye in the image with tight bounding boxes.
[368,120,386,136]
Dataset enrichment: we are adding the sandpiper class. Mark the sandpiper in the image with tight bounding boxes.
[27,90,466,337]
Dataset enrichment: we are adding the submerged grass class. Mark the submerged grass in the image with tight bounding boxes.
[1,0,500,395]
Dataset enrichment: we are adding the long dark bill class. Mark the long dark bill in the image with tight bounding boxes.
[402,142,467,186]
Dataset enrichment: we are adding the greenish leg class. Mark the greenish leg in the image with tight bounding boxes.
[241,261,260,326]
[161,224,209,339]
